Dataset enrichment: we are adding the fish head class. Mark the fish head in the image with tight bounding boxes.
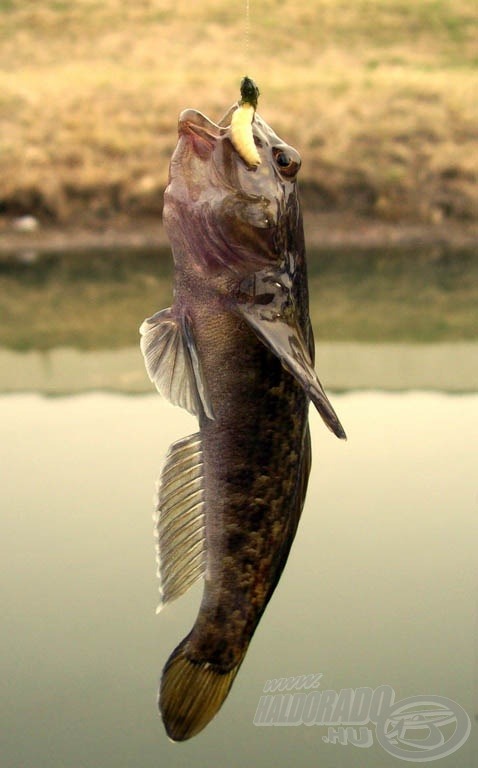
[163,106,303,277]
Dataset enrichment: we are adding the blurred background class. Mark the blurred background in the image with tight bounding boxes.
[1,0,477,233]
[1,3,477,767]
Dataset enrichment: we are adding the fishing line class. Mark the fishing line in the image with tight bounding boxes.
[244,0,250,68]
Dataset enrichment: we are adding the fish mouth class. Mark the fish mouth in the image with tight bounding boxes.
[178,109,224,157]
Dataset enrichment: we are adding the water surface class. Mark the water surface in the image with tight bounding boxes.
[1,246,477,767]
[1,391,477,767]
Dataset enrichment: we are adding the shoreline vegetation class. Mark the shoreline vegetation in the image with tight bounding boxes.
[1,1,477,249]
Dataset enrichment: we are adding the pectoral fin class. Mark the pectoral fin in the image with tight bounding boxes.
[237,305,346,440]
[140,308,214,419]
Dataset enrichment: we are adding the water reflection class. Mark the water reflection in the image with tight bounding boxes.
[1,246,477,766]
[1,246,477,350]
[1,342,478,394]
[1,392,477,767]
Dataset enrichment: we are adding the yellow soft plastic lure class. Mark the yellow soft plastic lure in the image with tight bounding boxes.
[230,76,261,168]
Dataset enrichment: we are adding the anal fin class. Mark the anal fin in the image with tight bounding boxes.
[154,432,206,611]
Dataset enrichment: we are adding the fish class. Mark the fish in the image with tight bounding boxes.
[140,78,346,742]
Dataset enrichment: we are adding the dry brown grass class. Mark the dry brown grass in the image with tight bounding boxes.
[1,0,477,225]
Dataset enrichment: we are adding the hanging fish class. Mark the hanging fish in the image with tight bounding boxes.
[140,77,346,742]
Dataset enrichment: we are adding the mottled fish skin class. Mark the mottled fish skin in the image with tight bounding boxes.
[140,101,345,741]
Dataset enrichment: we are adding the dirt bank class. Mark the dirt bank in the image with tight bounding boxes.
[1,210,477,257]
[2,1,477,252]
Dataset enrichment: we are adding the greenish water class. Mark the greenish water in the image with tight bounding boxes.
[1,392,477,767]
[1,246,477,767]
[1,245,477,350]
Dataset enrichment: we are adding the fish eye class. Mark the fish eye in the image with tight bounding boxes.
[272,147,300,178]
[275,151,291,167]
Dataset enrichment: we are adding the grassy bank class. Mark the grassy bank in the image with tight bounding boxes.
[1,1,477,228]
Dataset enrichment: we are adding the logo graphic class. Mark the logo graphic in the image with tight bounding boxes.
[254,676,471,762]
[375,695,471,762]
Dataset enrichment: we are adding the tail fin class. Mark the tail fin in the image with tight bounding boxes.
[159,638,242,741]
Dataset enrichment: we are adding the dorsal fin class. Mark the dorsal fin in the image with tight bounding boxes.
[154,432,206,611]
[140,308,214,419]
